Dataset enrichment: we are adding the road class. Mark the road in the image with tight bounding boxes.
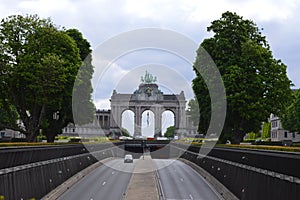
[58,159,136,200]
[155,159,222,200]
[58,158,221,200]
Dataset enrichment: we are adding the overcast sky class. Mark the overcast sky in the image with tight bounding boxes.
[1,0,299,135]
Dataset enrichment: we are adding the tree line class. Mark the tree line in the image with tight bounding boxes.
[191,11,295,144]
[0,14,94,142]
[1,12,299,144]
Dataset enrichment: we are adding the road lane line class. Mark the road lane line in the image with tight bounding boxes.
[102,181,106,186]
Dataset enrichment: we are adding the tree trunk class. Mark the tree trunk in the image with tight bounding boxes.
[231,130,245,144]
[44,129,56,143]
[46,134,56,143]
[26,130,39,142]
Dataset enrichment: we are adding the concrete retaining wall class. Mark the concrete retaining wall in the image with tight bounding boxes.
[172,144,300,200]
[0,143,124,200]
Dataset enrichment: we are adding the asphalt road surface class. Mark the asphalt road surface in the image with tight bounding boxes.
[155,159,222,200]
[58,159,136,200]
[58,158,221,200]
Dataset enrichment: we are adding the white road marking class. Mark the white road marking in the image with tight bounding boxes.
[189,194,194,200]
[180,178,184,182]
[102,181,106,186]
[112,171,115,175]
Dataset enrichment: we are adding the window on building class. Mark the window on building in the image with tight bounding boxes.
[73,128,75,132]
[271,121,278,128]
[271,131,277,138]
[284,132,287,138]
[292,132,295,138]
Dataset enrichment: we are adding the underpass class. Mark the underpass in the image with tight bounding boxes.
[57,159,136,200]
[155,159,222,200]
[56,153,224,200]
[1,141,299,199]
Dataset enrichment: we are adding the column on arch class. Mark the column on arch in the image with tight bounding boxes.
[154,106,162,137]
[109,105,122,134]
[173,106,180,135]
[134,106,142,136]
[174,106,180,129]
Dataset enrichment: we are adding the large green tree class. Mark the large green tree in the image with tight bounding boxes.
[281,89,300,132]
[186,98,200,128]
[261,122,270,139]
[67,29,95,126]
[192,12,292,143]
[0,15,82,141]
[42,29,95,142]
[164,126,174,138]
[0,60,18,131]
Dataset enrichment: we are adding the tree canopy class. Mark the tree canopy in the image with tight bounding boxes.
[186,98,200,128]
[192,11,293,143]
[0,14,94,142]
[69,29,95,127]
[164,126,174,138]
[42,28,95,142]
[281,89,300,133]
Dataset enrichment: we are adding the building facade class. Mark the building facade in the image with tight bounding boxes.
[270,114,300,142]
[63,71,197,138]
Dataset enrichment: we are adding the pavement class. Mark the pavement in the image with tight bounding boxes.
[179,158,238,200]
[41,157,114,200]
[125,154,159,200]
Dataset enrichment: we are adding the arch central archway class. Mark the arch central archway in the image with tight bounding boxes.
[109,72,187,137]
[141,110,155,137]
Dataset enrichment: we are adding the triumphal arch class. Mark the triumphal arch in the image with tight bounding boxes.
[109,71,187,137]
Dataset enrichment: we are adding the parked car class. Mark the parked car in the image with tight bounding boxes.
[124,154,133,163]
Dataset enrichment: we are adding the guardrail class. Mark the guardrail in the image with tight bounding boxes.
[0,143,122,169]
[0,143,124,200]
[180,144,300,178]
[172,144,300,200]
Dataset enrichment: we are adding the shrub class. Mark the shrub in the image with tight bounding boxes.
[247,132,258,140]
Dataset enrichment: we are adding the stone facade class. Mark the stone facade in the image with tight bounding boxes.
[62,72,197,138]
[110,81,187,137]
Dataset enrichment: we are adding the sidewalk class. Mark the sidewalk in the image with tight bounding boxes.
[125,154,159,200]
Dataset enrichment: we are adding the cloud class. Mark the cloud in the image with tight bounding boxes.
[123,0,297,23]
[1,0,299,90]
[92,59,129,101]
[18,0,76,15]
[94,98,110,110]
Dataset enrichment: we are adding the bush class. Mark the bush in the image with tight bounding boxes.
[55,135,69,140]
[68,138,82,143]
[247,132,258,140]
[252,141,283,146]
[11,138,27,142]
[243,139,256,143]
[294,143,300,147]
[220,144,300,152]
[37,135,47,141]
